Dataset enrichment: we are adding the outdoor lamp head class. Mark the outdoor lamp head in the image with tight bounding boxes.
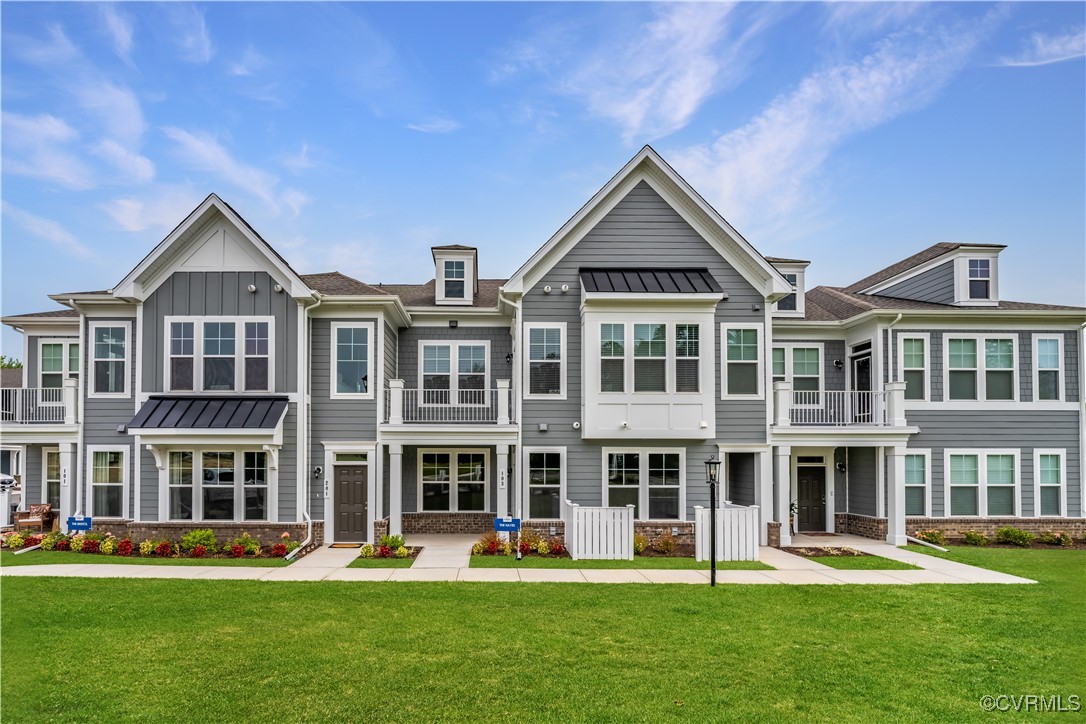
[705,455,720,484]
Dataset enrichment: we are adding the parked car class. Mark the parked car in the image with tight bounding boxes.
[0,474,16,492]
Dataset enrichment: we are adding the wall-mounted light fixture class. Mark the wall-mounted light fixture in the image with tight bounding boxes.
[833,359,843,368]
[505,353,513,364]
[247,284,257,293]
[273,284,283,293]
[836,462,847,473]
[313,466,323,478]
[449,320,458,328]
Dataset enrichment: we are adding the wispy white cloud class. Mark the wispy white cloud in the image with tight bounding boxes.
[70,79,146,143]
[169,5,214,64]
[3,24,78,65]
[92,140,155,183]
[1000,28,1085,67]
[162,127,310,216]
[2,202,94,258]
[283,143,316,172]
[406,118,462,134]
[101,186,204,233]
[1,112,96,189]
[671,12,1003,239]
[100,4,134,64]
[229,45,266,76]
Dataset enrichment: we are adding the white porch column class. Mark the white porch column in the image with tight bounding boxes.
[775,445,792,547]
[388,380,404,425]
[0,488,10,527]
[886,381,907,427]
[758,450,773,545]
[886,445,907,546]
[496,380,510,425]
[59,442,74,531]
[63,378,78,424]
[496,445,510,540]
[773,381,792,427]
[389,443,403,536]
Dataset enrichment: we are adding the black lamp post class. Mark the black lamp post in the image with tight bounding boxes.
[705,455,721,587]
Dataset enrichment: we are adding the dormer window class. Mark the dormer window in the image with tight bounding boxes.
[968,259,990,300]
[444,261,466,299]
[777,274,798,311]
[768,260,808,317]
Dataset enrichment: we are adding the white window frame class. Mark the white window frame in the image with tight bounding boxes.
[242,320,272,393]
[435,252,475,306]
[903,449,931,517]
[89,321,131,399]
[159,447,276,523]
[42,447,61,507]
[524,322,566,399]
[167,450,195,522]
[601,448,687,522]
[1032,449,1066,518]
[599,322,626,393]
[330,321,375,400]
[943,449,1020,518]
[1031,334,1063,403]
[896,333,930,403]
[86,445,129,519]
[417,340,491,406]
[771,268,806,317]
[524,446,566,520]
[416,448,490,513]
[37,338,79,391]
[943,334,1018,403]
[771,342,824,401]
[164,316,276,394]
[953,254,999,306]
[721,323,765,400]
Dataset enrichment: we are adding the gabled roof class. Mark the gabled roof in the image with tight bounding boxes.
[431,244,477,251]
[503,146,792,299]
[300,272,392,297]
[2,309,79,319]
[803,286,1085,322]
[845,242,1006,294]
[765,256,811,265]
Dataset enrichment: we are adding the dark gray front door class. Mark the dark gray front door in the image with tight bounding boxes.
[797,467,826,532]
[335,466,368,542]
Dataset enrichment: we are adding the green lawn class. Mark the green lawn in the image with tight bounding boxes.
[470,555,773,570]
[346,556,415,568]
[2,548,1082,721]
[0,550,292,568]
[810,554,920,571]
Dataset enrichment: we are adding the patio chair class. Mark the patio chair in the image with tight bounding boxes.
[14,503,52,534]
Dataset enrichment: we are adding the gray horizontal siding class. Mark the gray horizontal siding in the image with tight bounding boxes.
[847,447,877,516]
[727,452,756,506]
[141,271,300,393]
[396,326,513,389]
[907,410,1081,517]
[23,445,43,508]
[880,261,955,304]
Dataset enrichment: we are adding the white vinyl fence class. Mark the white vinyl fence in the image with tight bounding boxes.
[694,504,760,562]
[563,500,634,560]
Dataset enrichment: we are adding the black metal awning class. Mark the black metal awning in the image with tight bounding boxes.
[579,268,722,294]
[129,396,288,431]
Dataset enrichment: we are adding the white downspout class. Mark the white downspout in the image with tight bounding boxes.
[286,292,323,560]
[500,290,523,523]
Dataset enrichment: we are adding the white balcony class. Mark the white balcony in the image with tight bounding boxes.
[773,381,907,429]
[384,379,514,425]
[0,381,78,425]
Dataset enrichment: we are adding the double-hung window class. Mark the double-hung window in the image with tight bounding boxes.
[243,451,268,521]
[39,340,79,390]
[170,322,195,391]
[91,323,128,396]
[904,452,929,516]
[202,452,235,520]
[986,454,1016,515]
[203,322,236,391]
[899,336,928,401]
[527,450,563,519]
[722,325,762,398]
[607,452,640,515]
[674,325,699,393]
[633,324,666,392]
[244,322,270,391]
[168,451,193,521]
[457,345,486,405]
[1034,450,1064,517]
[946,336,1016,401]
[420,450,486,512]
[444,260,466,299]
[770,343,822,398]
[948,453,980,516]
[90,448,125,517]
[600,324,624,392]
[968,259,990,299]
[605,450,684,520]
[420,342,488,405]
[776,274,797,311]
[44,449,61,509]
[332,323,372,398]
[647,452,681,519]
[526,324,564,397]
[422,345,451,404]
[167,317,276,392]
[1033,336,1062,401]
[947,450,1018,517]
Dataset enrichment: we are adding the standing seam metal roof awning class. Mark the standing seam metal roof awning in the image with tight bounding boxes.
[129,396,289,431]
[579,268,723,294]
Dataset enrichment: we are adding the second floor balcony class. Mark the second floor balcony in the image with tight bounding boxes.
[1,381,79,426]
[773,381,908,429]
[383,379,515,425]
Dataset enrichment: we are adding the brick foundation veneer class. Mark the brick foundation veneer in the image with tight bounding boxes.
[767,521,781,548]
[906,517,1086,538]
[834,514,888,541]
[522,520,564,537]
[88,520,324,556]
[374,517,389,541]
[634,521,695,546]
[401,512,495,535]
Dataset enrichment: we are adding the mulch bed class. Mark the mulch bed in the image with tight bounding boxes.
[636,544,696,558]
[782,546,871,558]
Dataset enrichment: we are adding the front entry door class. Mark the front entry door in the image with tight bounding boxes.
[334,466,368,542]
[797,467,826,532]
[851,355,872,422]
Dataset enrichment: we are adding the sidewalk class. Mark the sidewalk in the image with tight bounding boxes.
[0,545,1035,585]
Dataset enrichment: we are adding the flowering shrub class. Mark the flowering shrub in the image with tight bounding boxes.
[271,543,287,557]
[82,538,100,554]
[139,540,155,556]
[100,538,117,555]
[378,545,391,558]
[56,538,72,551]
[486,539,500,555]
[517,540,532,555]
[41,532,68,551]
[914,529,946,546]
[117,539,133,556]
[181,529,218,554]
[230,544,245,558]
[359,544,375,558]
[5,532,24,549]
[155,541,172,557]
[633,534,648,555]
[191,545,207,558]
[1038,530,1073,547]
[996,527,1035,548]
[963,530,989,546]
[394,546,410,559]
[536,540,551,556]
[70,533,85,552]
[281,532,291,541]
[550,540,565,556]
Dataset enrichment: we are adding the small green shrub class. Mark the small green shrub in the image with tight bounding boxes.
[225,532,261,555]
[100,538,117,555]
[996,527,1035,547]
[181,529,218,553]
[963,530,989,546]
[1038,530,1073,547]
[633,534,648,555]
[358,544,375,559]
[652,533,677,556]
[914,529,946,546]
[139,539,156,556]
[380,534,405,549]
[394,546,410,559]
[40,531,68,551]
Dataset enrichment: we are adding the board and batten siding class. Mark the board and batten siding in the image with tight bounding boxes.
[520,180,767,517]
[906,410,1081,517]
[309,318,379,520]
[141,271,299,393]
[395,326,514,390]
[879,261,956,305]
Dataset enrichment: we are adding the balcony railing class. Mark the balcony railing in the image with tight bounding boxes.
[0,382,78,425]
[773,382,906,428]
[384,379,514,425]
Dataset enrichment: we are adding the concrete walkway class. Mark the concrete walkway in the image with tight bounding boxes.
[0,543,1034,584]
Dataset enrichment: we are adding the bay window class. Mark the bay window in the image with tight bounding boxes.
[633,324,666,392]
[674,324,699,393]
[600,323,624,393]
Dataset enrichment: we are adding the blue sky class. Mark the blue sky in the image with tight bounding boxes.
[2,2,1084,356]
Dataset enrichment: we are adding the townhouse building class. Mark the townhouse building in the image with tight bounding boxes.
[3,147,1083,547]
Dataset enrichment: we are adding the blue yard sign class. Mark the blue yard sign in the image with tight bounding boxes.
[494,517,521,533]
[67,516,92,531]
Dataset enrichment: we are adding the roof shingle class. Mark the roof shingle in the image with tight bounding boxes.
[844,242,1006,293]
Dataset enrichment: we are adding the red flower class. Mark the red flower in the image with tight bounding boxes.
[518,541,531,555]
[117,539,133,556]
[378,545,391,558]
[191,545,207,558]
[231,544,245,558]
[486,539,499,555]
[82,539,100,554]
[25,535,42,548]
[155,541,172,557]
[56,539,71,551]
[271,543,287,557]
